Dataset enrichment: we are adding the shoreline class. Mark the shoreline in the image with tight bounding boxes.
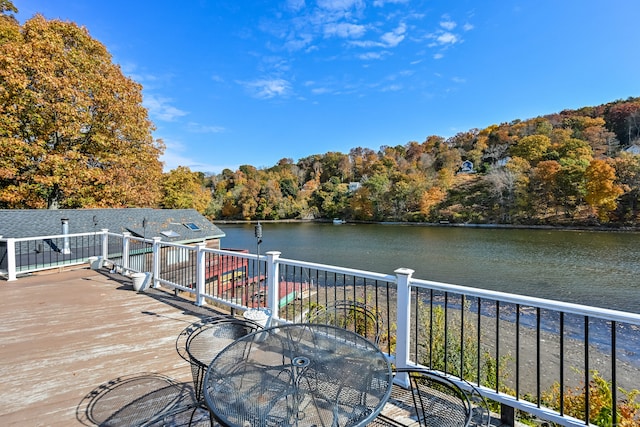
[475,310,640,395]
[211,218,640,233]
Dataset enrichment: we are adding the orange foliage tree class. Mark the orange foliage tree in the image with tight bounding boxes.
[0,3,163,208]
[585,159,623,222]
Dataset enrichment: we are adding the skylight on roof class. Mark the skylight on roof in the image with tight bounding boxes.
[161,230,180,238]
[184,222,201,231]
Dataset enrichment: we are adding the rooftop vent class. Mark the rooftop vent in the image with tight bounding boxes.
[161,230,180,238]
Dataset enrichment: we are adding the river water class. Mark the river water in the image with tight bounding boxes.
[218,222,640,314]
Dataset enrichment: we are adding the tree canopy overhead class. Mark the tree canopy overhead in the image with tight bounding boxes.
[0,2,164,209]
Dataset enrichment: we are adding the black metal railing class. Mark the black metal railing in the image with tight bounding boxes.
[3,233,639,426]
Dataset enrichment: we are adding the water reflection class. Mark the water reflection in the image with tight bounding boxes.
[219,223,640,314]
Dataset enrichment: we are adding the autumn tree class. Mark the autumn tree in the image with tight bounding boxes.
[420,186,446,218]
[0,5,163,209]
[485,168,519,222]
[161,166,212,214]
[529,160,561,216]
[349,186,374,220]
[604,100,640,146]
[613,153,640,220]
[584,159,623,222]
[510,134,551,163]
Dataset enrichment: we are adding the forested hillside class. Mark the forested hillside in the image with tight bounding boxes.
[205,97,640,226]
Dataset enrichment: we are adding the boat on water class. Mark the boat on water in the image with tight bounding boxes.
[332,218,345,224]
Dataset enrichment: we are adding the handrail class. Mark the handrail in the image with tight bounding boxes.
[276,256,397,283]
[2,230,637,427]
[411,277,640,325]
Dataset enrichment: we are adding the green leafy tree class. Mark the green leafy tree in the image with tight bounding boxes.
[0,5,163,208]
[361,173,391,220]
[310,177,350,219]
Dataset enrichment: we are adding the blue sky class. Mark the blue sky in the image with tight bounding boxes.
[14,1,640,174]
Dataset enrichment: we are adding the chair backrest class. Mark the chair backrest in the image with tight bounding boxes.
[184,317,263,368]
[391,368,472,427]
[307,300,384,344]
[178,316,263,402]
[175,317,217,363]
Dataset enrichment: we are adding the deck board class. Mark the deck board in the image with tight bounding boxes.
[0,267,226,426]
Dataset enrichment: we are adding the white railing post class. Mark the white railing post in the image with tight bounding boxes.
[122,232,131,274]
[195,242,207,306]
[7,238,17,281]
[266,251,281,322]
[100,229,109,261]
[394,268,414,370]
[152,237,162,289]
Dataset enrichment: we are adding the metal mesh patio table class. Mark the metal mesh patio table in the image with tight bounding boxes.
[203,323,393,427]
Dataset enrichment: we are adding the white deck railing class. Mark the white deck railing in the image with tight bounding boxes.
[2,230,639,427]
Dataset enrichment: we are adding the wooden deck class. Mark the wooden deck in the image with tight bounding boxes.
[0,266,227,426]
[0,267,506,427]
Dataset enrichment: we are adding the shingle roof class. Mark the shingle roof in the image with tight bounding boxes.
[0,208,225,243]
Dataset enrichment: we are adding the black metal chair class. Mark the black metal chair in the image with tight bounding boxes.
[370,367,490,427]
[176,316,263,425]
[306,299,384,344]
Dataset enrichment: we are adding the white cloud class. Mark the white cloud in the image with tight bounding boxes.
[463,23,474,31]
[311,87,332,94]
[285,32,314,51]
[350,39,385,48]
[241,78,292,99]
[143,94,188,122]
[119,62,157,84]
[358,51,386,60]
[324,22,367,38]
[433,53,444,60]
[440,19,457,31]
[160,138,235,174]
[317,0,363,11]
[349,22,405,52]
[286,0,306,12]
[436,32,458,45]
[186,122,225,133]
[373,0,409,6]
[381,84,402,92]
[380,23,406,47]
